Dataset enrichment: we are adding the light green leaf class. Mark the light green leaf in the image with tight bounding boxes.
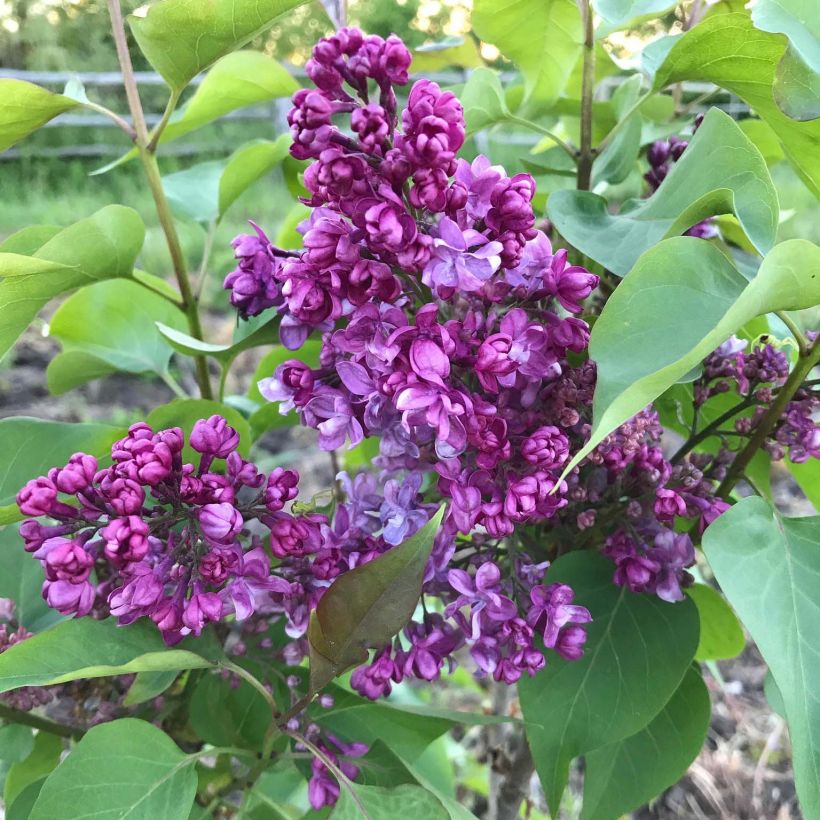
[123,670,179,707]
[48,279,186,385]
[641,34,681,82]
[0,80,79,153]
[411,37,483,72]
[703,497,820,815]
[146,399,253,460]
[4,733,62,808]
[591,75,643,186]
[519,552,699,815]
[787,457,820,509]
[0,416,123,506]
[686,584,745,661]
[308,507,445,693]
[581,666,711,820]
[30,719,197,820]
[0,618,216,694]
[774,45,820,122]
[594,0,677,34]
[331,783,447,820]
[460,68,511,133]
[0,226,62,255]
[472,0,583,108]
[558,237,820,478]
[275,202,311,248]
[750,0,820,73]
[0,526,63,633]
[0,726,34,763]
[6,777,48,820]
[219,135,290,220]
[128,0,309,92]
[652,12,820,195]
[163,160,225,224]
[0,205,144,358]
[549,108,778,276]
[46,351,119,396]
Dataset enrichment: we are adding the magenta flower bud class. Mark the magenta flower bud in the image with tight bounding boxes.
[265,468,300,513]
[49,453,98,494]
[44,579,95,617]
[351,103,389,150]
[43,539,93,583]
[653,488,687,522]
[101,516,150,564]
[486,174,536,235]
[379,34,412,85]
[190,415,240,459]
[364,200,417,252]
[99,475,145,515]
[109,566,164,619]
[198,502,243,544]
[268,513,323,558]
[19,520,70,553]
[17,477,58,517]
[555,624,588,661]
[151,597,184,635]
[182,589,223,635]
[521,426,570,469]
[199,548,239,585]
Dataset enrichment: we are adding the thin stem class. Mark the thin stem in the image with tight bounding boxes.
[81,100,136,140]
[594,91,651,156]
[221,660,280,718]
[775,311,810,357]
[276,692,314,727]
[717,339,820,499]
[670,398,753,463]
[106,0,213,400]
[0,703,83,740]
[185,745,259,764]
[148,89,181,151]
[576,0,596,190]
[507,116,577,161]
[161,369,189,399]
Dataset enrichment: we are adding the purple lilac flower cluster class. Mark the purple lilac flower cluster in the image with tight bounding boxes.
[645,115,717,239]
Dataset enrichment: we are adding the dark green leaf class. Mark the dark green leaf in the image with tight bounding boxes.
[0,80,79,152]
[46,352,118,396]
[0,416,123,506]
[764,669,786,718]
[686,584,745,661]
[581,666,711,820]
[550,109,778,275]
[123,670,179,706]
[146,399,253,459]
[519,552,699,815]
[774,46,820,122]
[0,726,34,763]
[558,237,820,479]
[219,136,291,220]
[188,672,270,750]
[3,733,62,808]
[0,526,63,633]
[472,0,582,108]
[48,279,186,386]
[0,206,144,358]
[128,0,310,92]
[591,75,643,186]
[703,497,820,814]
[652,12,820,195]
[331,783,448,820]
[30,719,197,820]
[6,777,47,820]
[308,507,445,693]
[0,618,216,694]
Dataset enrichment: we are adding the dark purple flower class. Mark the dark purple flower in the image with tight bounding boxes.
[198,503,243,545]
[527,583,591,653]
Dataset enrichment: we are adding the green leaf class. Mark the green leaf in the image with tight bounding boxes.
[411,37,483,72]
[472,0,582,108]
[774,45,820,122]
[0,205,145,359]
[787,457,820,508]
[591,75,643,186]
[163,160,225,224]
[46,352,119,396]
[764,669,787,718]
[0,80,79,153]
[6,777,48,820]
[0,618,216,694]
[686,584,745,661]
[557,237,820,479]
[594,0,677,33]
[146,399,253,459]
[123,670,179,706]
[275,202,311,248]
[460,68,511,133]
[188,672,270,750]
[703,497,820,815]
[518,552,699,815]
[0,226,62,255]
[652,12,820,195]
[750,0,820,73]
[581,666,711,820]
[308,507,445,693]
[738,119,786,166]
[30,719,197,820]
[4,733,62,808]
[0,526,63,633]
[219,136,291,220]
[0,726,34,763]
[48,279,186,386]
[549,108,778,276]
[0,416,123,506]
[128,0,309,92]
[331,783,448,820]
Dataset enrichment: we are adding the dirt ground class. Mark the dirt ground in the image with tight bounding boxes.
[1,326,807,820]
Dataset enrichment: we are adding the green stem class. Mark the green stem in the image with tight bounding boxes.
[106,0,213,400]
[221,660,280,718]
[576,0,596,190]
[506,115,577,161]
[148,89,181,151]
[775,310,810,357]
[161,369,189,399]
[81,100,136,140]
[717,339,820,499]
[0,703,83,740]
[670,398,753,463]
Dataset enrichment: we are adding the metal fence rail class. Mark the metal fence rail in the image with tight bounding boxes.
[0,67,744,161]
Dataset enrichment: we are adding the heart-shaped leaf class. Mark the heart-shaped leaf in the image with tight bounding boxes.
[308,507,445,693]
